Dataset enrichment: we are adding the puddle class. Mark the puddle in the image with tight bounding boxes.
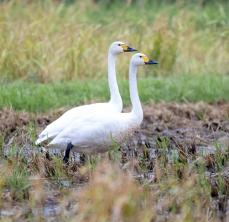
[32,200,62,218]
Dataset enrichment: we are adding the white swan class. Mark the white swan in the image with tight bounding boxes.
[48,53,158,163]
[35,41,137,145]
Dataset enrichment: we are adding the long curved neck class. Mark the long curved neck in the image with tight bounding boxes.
[129,63,143,123]
[108,51,122,111]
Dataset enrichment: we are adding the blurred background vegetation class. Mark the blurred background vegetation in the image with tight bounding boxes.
[0,0,228,82]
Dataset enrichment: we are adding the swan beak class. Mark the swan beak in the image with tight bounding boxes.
[124,46,137,52]
[145,59,158,65]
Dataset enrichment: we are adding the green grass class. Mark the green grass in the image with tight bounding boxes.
[1,74,229,112]
[5,165,30,201]
[0,147,30,201]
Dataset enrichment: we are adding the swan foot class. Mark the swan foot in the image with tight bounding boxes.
[63,143,73,164]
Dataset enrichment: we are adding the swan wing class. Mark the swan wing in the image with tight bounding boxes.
[35,102,116,145]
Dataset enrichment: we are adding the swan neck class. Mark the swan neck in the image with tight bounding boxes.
[108,51,122,111]
[129,63,143,123]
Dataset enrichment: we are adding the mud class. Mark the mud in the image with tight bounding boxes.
[1,102,229,143]
[0,107,63,139]
[0,102,229,221]
[128,102,229,160]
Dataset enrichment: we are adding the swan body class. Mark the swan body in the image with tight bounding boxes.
[49,113,138,153]
[36,102,116,145]
[35,41,136,145]
[49,53,158,155]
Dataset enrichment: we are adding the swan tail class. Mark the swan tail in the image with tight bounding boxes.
[35,135,50,145]
[35,131,58,145]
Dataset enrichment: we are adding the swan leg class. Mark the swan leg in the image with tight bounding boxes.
[45,151,51,161]
[63,143,73,164]
[40,147,52,161]
[80,153,86,164]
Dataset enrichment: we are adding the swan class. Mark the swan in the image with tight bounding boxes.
[35,41,137,145]
[48,53,158,163]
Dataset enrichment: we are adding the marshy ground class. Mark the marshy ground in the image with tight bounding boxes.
[0,102,228,221]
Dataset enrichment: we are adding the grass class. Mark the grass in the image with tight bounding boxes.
[1,74,229,112]
[0,147,30,201]
[0,0,228,82]
[0,138,227,221]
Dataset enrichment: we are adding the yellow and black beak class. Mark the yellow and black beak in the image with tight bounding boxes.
[145,59,158,65]
[142,55,158,65]
[125,46,137,52]
[122,44,137,52]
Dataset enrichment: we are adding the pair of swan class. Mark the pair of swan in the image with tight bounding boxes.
[36,41,158,163]
[36,42,136,145]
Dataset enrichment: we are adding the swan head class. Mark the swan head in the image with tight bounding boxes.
[131,53,158,66]
[109,41,137,55]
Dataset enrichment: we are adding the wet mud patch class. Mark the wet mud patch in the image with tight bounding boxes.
[131,102,229,158]
[0,107,65,140]
[1,102,229,145]
[121,102,229,165]
[0,102,229,221]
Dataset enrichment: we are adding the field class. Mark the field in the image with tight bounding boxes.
[0,0,229,222]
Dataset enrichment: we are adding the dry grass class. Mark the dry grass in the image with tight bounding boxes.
[0,0,228,82]
[74,161,154,222]
[0,155,226,221]
[73,160,221,222]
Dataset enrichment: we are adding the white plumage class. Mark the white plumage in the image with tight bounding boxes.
[49,53,158,156]
[35,41,136,145]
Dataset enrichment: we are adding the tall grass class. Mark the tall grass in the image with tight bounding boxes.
[0,0,228,82]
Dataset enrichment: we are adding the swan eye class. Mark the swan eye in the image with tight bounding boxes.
[118,44,121,46]
[139,56,142,58]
